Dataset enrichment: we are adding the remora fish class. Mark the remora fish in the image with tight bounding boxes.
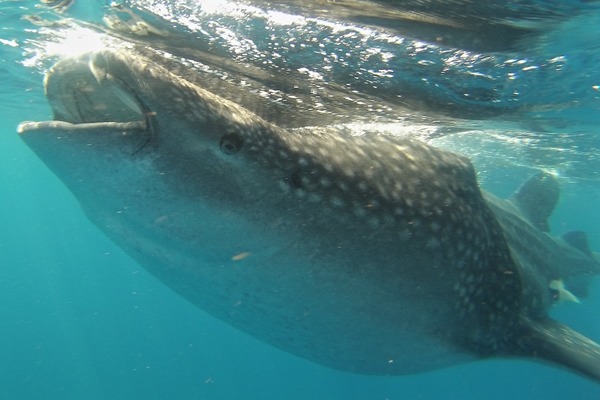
[18,49,600,380]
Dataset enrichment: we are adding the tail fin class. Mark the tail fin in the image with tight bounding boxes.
[516,317,600,382]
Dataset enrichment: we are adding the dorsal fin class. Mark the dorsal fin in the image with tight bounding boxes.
[562,231,593,256]
[515,317,600,382]
[511,172,559,232]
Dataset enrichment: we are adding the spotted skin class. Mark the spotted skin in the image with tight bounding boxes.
[18,49,600,380]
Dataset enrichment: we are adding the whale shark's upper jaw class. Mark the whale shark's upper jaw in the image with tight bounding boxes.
[18,51,150,135]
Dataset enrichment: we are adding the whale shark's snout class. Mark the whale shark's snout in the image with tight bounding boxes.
[17,49,600,382]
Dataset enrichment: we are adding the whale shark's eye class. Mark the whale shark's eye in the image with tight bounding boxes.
[220,133,243,155]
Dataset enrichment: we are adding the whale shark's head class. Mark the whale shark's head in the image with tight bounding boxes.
[17,49,315,254]
[18,49,600,382]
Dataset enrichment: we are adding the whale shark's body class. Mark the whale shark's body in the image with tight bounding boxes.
[18,48,600,380]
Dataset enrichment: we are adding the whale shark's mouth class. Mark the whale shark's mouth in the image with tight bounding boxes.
[18,52,149,134]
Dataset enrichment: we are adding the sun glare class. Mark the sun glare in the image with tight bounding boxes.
[45,27,108,58]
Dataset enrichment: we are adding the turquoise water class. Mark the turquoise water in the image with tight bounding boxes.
[1,1,600,399]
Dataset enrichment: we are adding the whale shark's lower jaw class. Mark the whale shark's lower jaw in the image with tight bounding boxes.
[17,49,600,382]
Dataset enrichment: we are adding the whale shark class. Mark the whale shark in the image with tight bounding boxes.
[18,48,600,381]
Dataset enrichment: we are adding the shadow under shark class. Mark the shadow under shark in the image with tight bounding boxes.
[18,48,600,381]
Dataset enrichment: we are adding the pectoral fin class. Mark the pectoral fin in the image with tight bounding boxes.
[515,317,600,382]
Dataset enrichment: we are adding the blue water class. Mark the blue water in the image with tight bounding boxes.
[1,1,600,399]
